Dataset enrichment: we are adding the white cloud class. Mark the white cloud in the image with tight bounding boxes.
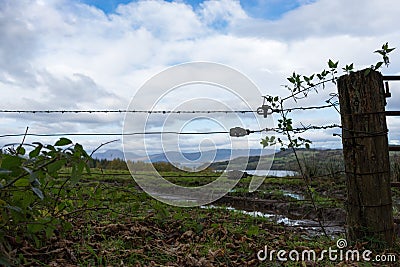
[199,0,247,27]
[115,0,206,40]
[232,0,400,39]
[0,0,399,152]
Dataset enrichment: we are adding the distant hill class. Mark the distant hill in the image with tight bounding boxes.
[207,148,344,171]
[144,149,274,164]
[92,149,140,161]
[91,148,350,172]
[92,148,275,166]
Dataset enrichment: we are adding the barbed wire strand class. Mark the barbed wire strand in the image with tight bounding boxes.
[0,103,338,115]
[272,103,338,113]
[0,109,254,114]
[0,124,342,139]
[0,131,229,138]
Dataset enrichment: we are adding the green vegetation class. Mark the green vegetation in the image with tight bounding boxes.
[1,141,399,266]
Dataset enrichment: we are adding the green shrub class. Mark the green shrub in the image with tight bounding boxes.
[0,138,90,265]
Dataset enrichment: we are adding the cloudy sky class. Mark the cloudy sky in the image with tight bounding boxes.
[1,0,399,156]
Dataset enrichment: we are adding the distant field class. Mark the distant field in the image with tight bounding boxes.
[8,168,399,266]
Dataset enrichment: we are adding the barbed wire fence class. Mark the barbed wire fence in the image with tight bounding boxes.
[0,96,351,238]
[0,103,342,137]
[3,72,399,240]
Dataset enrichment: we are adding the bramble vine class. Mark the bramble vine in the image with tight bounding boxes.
[259,42,395,238]
[260,42,396,150]
[0,137,91,253]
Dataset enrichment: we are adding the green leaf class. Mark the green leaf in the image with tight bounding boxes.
[16,146,25,155]
[45,226,55,238]
[14,178,30,186]
[45,144,55,150]
[47,159,67,174]
[386,47,395,53]
[54,138,72,146]
[29,144,43,158]
[85,163,91,175]
[374,61,383,70]
[328,59,338,69]
[63,221,73,231]
[260,140,267,148]
[343,63,354,72]
[32,187,44,200]
[71,160,86,184]
[364,68,371,76]
[374,50,385,56]
[27,223,45,234]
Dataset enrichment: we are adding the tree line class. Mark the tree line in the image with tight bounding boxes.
[89,158,184,172]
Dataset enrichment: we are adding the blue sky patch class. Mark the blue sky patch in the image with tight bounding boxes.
[240,0,315,20]
[79,0,132,13]
[79,0,314,20]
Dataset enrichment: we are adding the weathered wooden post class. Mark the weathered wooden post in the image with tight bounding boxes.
[338,69,394,247]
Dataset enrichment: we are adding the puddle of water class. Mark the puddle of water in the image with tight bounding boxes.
[229,189,305,201]
[201,205,344,237]
[281,190,305,200]
[244,170,298,177]
[201,205,306,226]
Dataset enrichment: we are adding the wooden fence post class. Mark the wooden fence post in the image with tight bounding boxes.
[338,69,394,247]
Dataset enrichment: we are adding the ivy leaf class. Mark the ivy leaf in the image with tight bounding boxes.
[54,138,72,146]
